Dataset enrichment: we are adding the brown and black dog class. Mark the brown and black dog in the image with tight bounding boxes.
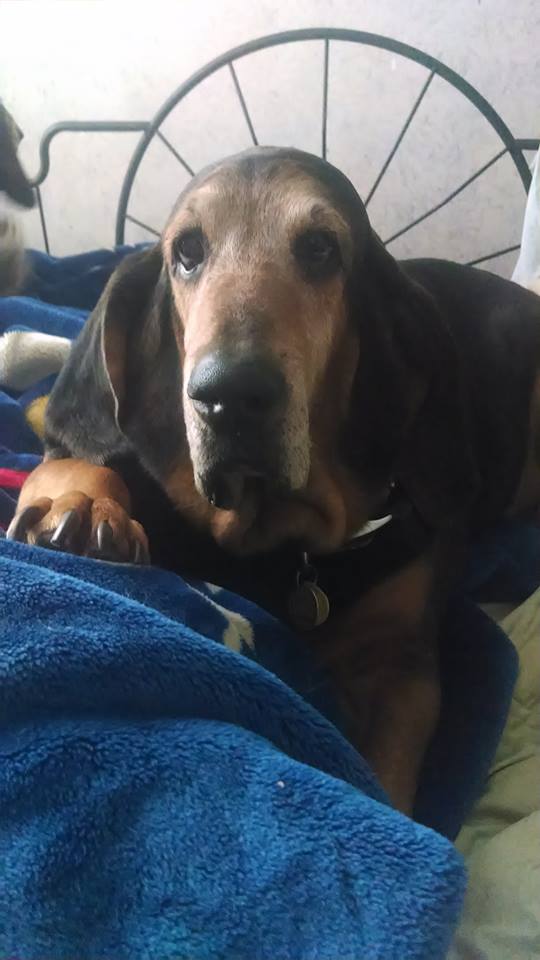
[0,98,34,295]
[8,147,540,814]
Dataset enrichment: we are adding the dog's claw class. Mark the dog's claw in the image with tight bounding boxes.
[6,505,46,542]
[96,520,114,554]
[35,531,53,548]
[132,539,150,565]
[49,509,80,549]
[90,520,123,561]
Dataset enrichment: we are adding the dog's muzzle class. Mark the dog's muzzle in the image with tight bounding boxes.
[186,350,289,509]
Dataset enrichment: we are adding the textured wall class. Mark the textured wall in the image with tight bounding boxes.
[1,0,538,276]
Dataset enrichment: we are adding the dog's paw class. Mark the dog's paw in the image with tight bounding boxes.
[7,491,150,564]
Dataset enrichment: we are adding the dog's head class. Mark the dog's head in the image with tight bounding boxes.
[0,101,34,296]
[0,100,34,208]
[164,149,375,538]
[50,147,476,554]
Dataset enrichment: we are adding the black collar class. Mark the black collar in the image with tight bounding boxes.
[301,485,433,611]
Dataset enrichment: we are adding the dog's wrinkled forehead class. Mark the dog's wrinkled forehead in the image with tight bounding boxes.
[163,147,371,262]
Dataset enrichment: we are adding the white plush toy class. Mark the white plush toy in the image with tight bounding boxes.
[0,329,71,391]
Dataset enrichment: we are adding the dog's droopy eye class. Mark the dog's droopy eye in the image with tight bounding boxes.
[173,230,205,276]
[293,229,340,278]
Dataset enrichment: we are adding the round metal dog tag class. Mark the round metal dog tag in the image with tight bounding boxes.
[288,581,330,631]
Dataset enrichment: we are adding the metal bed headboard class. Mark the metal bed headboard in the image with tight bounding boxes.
[27,28,539,266]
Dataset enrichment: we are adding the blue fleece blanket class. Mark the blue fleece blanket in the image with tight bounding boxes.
[0,248,537,960]
[0,537,467,960]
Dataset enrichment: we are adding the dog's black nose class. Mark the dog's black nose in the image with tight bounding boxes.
[187,352,287,424]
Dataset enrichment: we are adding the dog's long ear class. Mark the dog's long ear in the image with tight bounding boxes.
[347,230,479,529]
[45,245,165,463]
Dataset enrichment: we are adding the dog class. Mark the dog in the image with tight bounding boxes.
[0,98,34,296]
[8,147,540,814]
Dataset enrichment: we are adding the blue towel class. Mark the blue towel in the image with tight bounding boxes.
[23,245,147,309]
[0,246,536,958]
[0,538,465,960]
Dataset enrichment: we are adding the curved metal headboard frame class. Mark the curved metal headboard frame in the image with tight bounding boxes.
[29,28,538,263]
